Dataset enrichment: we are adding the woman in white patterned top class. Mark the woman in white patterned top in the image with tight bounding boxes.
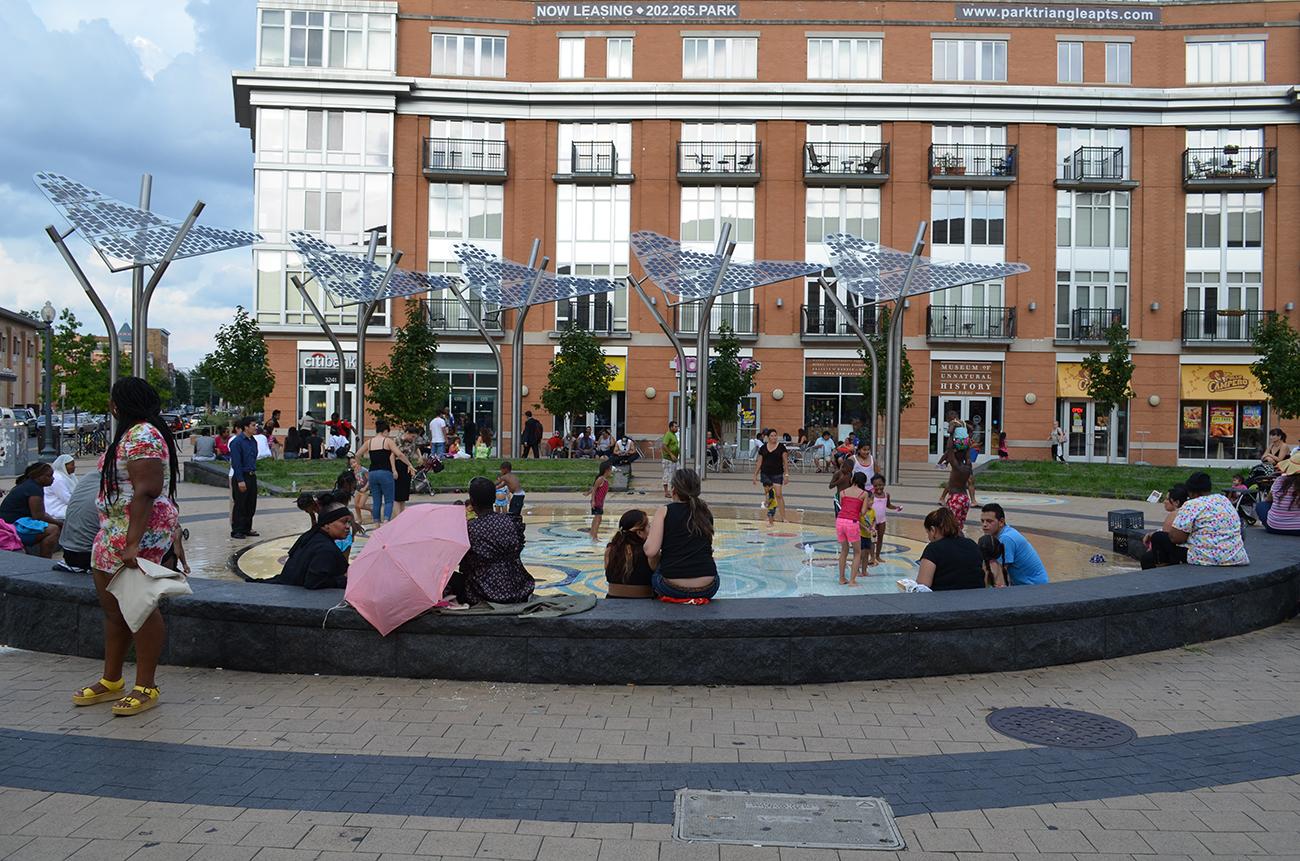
[1168,471,1249,567]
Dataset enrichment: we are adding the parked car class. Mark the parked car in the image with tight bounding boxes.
[161,413,185,433]
[10,408,36,436]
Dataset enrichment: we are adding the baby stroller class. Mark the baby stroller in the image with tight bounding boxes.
[1227,482,1260,527]
[411,453,445,495]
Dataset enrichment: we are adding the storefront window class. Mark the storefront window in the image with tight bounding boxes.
[434,353,499,433]
[803,375,866,436]
[1179,400,1267,461]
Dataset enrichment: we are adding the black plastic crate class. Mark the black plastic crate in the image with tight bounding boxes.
[1112,528,1146,560]
[1108,509,1144,532]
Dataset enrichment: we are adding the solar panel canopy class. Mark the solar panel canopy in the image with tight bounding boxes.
[34,172,262,272]
[824,233,1030,301]
[630,231,823,300]
[290,232,449,305]
[453,243,623,309]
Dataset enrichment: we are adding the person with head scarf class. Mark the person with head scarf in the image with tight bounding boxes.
[265,499,353,589]
[44,454,78,521]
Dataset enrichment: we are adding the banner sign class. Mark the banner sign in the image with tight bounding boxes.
[955,3,1161,25]
[934,360,1002,396]
[535,2,740,20]
[1180,364,1266,401]
[300,351,357,371]
[1056,362,1091,399]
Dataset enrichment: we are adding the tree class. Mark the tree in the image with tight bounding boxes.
[34,308,109,413]
[146,365,173,406]
[204,306,276,411]
[541,325,615,430]
[172,370,191,407]
[857,305,914,444]
[706,323,759,430]
[1082,321,1135,462]
[1252,313,1300,420]
[366,298,449,426]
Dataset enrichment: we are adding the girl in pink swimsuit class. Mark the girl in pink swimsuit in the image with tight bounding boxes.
[834,473,870,585]
[868,475,903,565]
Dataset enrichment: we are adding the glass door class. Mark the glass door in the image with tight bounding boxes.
[302,385,353,423]
[1062,400,1127,462]
[933,397,991,456]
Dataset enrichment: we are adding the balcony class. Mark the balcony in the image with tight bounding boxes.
[1182,309,1270,345]
[554,299,626,336]
[1055,146,1138,191]
[422,138,507,183]
[927,144,1017,188]
[1068,308,1126,342]
[800,304,878,340]
[1183,146,1277,191]
[926,305,1016,342]
[804,142,889,187]
[674,302,758,339]
[422,297,502,336]
[677,141,761,185]
[554,142,633,184]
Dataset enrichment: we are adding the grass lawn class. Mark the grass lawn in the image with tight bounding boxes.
[976,460,1241,500]
[253,457,600,494]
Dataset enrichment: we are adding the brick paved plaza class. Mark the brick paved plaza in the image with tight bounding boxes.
[2,469,1300,860]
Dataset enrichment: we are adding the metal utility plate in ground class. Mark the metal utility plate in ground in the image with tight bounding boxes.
[673,789,905,850]
[986,706,1137,749]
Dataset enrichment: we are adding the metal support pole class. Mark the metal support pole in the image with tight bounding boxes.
[132,174,152,379]
[692,223,735,480]
[140,201,204,356]
[40,316,56,461]
[628,274,689,461]
[355,250,402,447]
[510,239,545,457]
[447,280,504,445]
[818,276,877,450]
[45,225,119,438]
[885,222,927,485]
[291,274,348,424]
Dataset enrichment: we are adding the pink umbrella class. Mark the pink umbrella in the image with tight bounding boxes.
[345,503,470,636]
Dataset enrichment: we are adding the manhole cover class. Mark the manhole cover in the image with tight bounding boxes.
[673,789,904,851]
[987,706,1136,749]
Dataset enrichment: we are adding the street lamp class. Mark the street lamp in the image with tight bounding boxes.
[39,301,57,462]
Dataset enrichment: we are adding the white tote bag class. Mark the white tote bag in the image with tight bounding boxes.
[106,558,193,632]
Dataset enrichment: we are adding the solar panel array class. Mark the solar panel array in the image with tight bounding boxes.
[33,172,261,272]
[824,233,1030,300]
[290,232,450,304]
[629,231,823,300]
[453,243,623,308]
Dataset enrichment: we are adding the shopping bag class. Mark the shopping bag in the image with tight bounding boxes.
[106,558,192,632]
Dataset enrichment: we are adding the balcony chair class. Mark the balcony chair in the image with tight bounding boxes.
[691,152,712,172]
[736,152,755,172]
[858,149,883,174]
[805,143,831,173]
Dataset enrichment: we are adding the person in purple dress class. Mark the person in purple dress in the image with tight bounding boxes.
[457,477,535,605]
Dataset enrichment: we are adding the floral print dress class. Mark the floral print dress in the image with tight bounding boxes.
[93,422,179,572]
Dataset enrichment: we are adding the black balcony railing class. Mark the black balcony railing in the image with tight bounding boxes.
[1183,146,1277,184]
[677,141,761,178]
[570,141,618,176]
[927,144,1017,178]
[1063,146,1125,182]
[926,305,1016,340]
[422,137,507,176]
[423,297,502,333]
[1070,308,1126,341]
[801,304,878,338]
[804,142,889,178]
[556,299,622,334]
[1182,309,1270,344]
[674,302,758,336]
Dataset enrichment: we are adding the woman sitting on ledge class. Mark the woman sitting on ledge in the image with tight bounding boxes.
[1257,451,1300,536]
[454,477,535,605]
[642,469,720,604]
[604,509,654,598]
[265,500,353,589]
[916,507,984,591]
[1168,471,1249,566]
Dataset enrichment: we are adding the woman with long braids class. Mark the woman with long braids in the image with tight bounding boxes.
[642,468,720,604]
[72,376,181,717]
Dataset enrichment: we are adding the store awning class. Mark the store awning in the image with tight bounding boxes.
[1180,364,1266,400]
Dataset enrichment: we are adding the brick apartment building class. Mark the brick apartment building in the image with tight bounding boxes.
[0,307,41,409]
[232,0,1300,466]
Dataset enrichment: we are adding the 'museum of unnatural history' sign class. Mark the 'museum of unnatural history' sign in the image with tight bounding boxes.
[535,2,740,20]
[954,3,1161,25]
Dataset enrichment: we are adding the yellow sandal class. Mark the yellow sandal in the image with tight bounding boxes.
[111,685,160,717]
[72,677,125,707]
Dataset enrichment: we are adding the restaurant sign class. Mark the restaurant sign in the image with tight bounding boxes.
[535,2,740,20]
[935,360,1002,396]
[1180,364,1266,401]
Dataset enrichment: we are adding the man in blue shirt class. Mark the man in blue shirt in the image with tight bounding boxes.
[979,503,1049,585]
[229,416,261,539]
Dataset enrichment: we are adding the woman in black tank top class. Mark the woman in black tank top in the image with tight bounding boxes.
[642,468,720,603]
[362,420,413,525]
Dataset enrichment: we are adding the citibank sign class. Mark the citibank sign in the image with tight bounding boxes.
[300,351,358,371]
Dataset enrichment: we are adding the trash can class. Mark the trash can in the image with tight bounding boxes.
[0,418,22,477]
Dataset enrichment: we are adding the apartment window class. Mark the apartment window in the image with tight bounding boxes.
[559,38,585,78]
[682,37,757,79]
[1057,41,1082,83]
[805,188,881,244]
[931,190,1005,247]
[257,109,390,167]
[556,185,632,331]
[681,186,755,246]
[807,38,882,80]
[557,122,633,175]
[432,33,507,77]
[256,250,388,328]
[1105,42,1131,84]
[606,38,632,78]
[1055,270,1128,338]
[258,10,393,71]
[1185,40,1264,84]
[429,184,503,240]
[932,39,1006,82]
[1059,191,1130,249]
[256,170,390,246]
[1186,193,1262,250]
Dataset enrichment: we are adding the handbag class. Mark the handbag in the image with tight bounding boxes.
[106,558,192,633]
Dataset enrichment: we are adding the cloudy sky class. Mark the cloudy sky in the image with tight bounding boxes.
[0,0,258,369]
